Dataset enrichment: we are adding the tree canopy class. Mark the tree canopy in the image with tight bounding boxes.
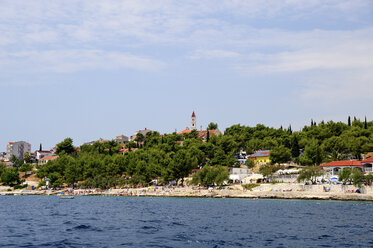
[31,117,373,189]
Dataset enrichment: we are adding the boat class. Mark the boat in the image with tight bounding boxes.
[59,195,74,199]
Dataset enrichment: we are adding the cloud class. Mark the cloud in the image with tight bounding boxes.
[232,28,373,73]
[0,50,165,74]
[188,49,240,59]
[300,71,373,107]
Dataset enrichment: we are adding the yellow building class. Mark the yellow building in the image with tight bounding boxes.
[248,150,271,164]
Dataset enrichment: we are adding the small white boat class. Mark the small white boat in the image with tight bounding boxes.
[59,195,74,199]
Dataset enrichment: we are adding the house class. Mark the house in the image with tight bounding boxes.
[229,167,250,183]
[119,148,138,155]
[320,161,363,176]
[38,155,58,165]
[84,138,107,146]
[248,150,271,165]
[362,157,373,173]
[36,150,54,160]
[130,128,153,141]
[235,151,248,165]
[116,135,129,144]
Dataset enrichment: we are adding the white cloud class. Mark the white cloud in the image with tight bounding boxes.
[0,50,165,74]
[189,49,240,59]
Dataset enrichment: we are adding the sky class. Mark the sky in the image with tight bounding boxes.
[1,0,373,151]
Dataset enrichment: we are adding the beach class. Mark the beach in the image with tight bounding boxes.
[2,183,373,201]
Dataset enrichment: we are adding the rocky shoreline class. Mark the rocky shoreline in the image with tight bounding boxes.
[2,185,373,202]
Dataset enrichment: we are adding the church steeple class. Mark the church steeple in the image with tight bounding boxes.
[191,111,196,130]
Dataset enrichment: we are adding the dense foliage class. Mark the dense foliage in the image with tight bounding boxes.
[0,163,21,186]
[338,167,372,187]
[33,117,373,188]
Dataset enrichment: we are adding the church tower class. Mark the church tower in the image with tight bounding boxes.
[191,111,197,130]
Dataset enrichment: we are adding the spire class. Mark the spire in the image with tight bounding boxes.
[191,111,196,130]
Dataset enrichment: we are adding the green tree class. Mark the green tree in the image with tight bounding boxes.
[56,138,75,155]
[192,166,229,186]
[1,168,20,185]
[338,167,352,184]
[290,134,300,158]
[270,145,291,164]
[207,122,218,130]
[19,163,33,173]
[259,164,278,179]
[22,152,31,163]
[165,149,197,185]
[351,168,364,187]
[299,139,323,166]
[9,155,19,163]
[297,166,323,184]
[245,159,255,169]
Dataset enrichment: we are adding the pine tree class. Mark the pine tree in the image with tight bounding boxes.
[348,116,351,126]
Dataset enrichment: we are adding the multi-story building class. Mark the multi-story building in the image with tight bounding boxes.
[6,141,31,160]
[116,135,129,144]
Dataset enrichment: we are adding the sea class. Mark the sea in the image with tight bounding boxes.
[0,196,372,247]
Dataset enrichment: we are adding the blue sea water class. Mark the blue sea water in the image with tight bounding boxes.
[0,196,372,247]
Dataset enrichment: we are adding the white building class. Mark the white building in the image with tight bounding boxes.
[36,150,55,160]
[229,167,250,182]
[321,160,367,176]
[116,135,129,144]
[38,155,58,165]
[6,141,31,160]
[130,128,152,141]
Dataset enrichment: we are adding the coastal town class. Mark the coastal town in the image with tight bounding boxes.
[1,112,372,201]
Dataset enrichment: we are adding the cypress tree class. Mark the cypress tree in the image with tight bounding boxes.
[291,135,300,158]
[365,116,368,129]
[348,116,351,126]
[206,129,210,142]
[39,143,42,151]
[288,125,292,134]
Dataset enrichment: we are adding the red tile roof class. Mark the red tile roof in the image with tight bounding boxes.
[39,155,58,161]
[362,157,373,163]
[321,161,362,167]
